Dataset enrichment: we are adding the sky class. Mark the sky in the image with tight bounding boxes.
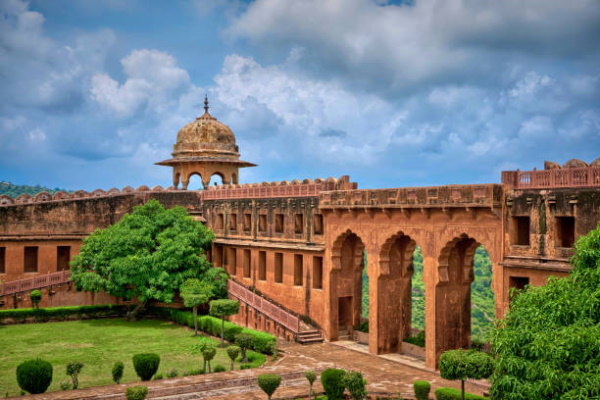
[1,0,599,191]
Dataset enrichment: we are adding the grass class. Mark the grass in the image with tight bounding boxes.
[0,318,266,397]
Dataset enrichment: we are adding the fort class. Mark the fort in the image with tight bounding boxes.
[1,99,599,370]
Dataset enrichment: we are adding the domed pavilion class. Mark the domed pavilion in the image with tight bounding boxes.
[156,96,256,189]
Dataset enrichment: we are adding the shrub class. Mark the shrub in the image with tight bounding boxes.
[240,364,252,370]
[404,330,425,347]
[29,290,42,308]
[343,370,367,400]
[235,333,254,363]
[320,368,346,400]
[227,346,241,371]
[59,381,71,391]
[0,305,128,324]
[439,349,493,400]
[413,380,431,400]
[166,368,178,378]
[214,364,226,373]
[132,353,160,381]
[189,368,205,375]
[66,362,84,389]
[257,373,281,400]
[126,385,148,400]
[153,373,163,380]
[209,299,240,344]
[16,358,53,394]
[112,361,124,384]
[434,387,486,400]
[356,320,369,333]
[305,370,317,400]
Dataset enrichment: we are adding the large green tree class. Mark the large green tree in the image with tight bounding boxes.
[490,222,600,399]
[70,199,215,319]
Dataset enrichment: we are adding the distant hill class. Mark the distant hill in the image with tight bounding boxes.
[0,181,70,198]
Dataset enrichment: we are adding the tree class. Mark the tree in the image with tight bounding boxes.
[70,200,214,320]
[438,349,493,400]
[235,333,253,363]
[30,290,42,309]
[66,362,84,389]
[209,299,240,344]
[180,279,212,336]
[191,337,216,372]
[257,374,281,400]
[226,346,240,371]
[304,370,317,400]
[491,222,600,399]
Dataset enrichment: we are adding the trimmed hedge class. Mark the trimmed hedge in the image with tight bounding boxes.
[321,368,346,400]
[414,380,431,400]
[126,385,148,400]
[16,359,53,394]
[435,387,486,400]
[148,307,276,355]
[0,305,127,324]
[132,354,160,381]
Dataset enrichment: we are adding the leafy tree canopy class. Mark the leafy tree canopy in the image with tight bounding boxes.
[70,200,215,312]
[490,222,600,399]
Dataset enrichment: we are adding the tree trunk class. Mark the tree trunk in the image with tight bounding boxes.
[221,317,225,344]
[309,383,313,400]
[193,306,198,336]
[127,299,149,321]
[203,358,207,372]
[461,379,465,400]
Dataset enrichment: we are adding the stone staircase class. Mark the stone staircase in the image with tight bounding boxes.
[296,329,324,345]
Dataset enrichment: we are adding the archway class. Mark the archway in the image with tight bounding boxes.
[186,173,203,190]
[377,233,416,353]
[210,173,224,187]
[435,234,479,362]
[331,231,366,339]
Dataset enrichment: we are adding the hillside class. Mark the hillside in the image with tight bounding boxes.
[0,181,69,198]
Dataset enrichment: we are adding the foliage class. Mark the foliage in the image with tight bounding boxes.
[16,359,53,394]
[0,181,68,198]
[0,304,127,324]
[125,385,148,400]
[166,369,178,378]
[66,362,83,389]
[439,350,493,400]
[490,222,600,400]
[434,387,486,400]
[180,278,212,336]
[191,337,217,372]
[209,299,240,344]
[240,364,252,370]
[226,346,241,371]
[343,370,367,400]
[320,368,346,400]
[70,200,214,318]
[304,370,317,400]
[404,330,425,347]
[355,320,369,333]
[213,364,226,373]
[235,333,254,363]
[112,361,124,384]
[413,380,431,400]
[132,354,160,381]
[257,374,281,400]
[29,290,42,308]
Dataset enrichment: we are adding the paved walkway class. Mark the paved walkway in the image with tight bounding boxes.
[12,340,489,399]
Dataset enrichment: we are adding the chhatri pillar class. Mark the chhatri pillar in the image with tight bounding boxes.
[156,95,256,189]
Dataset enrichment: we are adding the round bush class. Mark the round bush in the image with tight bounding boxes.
[16,358,53,394]
[257,373,281,400]
[112,361,124,384]
[320,368,346,400]
[414,380,431,400]
[214,364,226,373]
[29,290,42,307]
[132,353,160,381]
[126,385,148,400]
[343,370,366,399]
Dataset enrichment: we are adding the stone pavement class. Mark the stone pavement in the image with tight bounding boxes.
[11,340,489,399]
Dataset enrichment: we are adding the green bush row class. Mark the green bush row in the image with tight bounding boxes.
[148,307,276,355]
[435,387,486,400]
[0,305,127,323]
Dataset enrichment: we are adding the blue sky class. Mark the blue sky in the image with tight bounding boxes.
[1,0,599,191]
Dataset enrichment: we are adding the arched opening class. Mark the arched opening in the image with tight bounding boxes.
[377,233,416,353]
[331,232,366,340]
[409,246,426,349]
[471,245,495,346]
[186,173,203,190]
[210,173,224,186]
[435,234,479,363]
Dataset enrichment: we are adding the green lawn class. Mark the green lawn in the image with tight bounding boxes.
[0,318,265,397]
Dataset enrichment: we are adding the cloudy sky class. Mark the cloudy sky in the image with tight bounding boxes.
[1,0,599,191]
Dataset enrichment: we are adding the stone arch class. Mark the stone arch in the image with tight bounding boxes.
[377,232,417,353]
[0,195,15,205]
[210,172,226,186]
[184,172,203,190]
[330,230,366,340]
[435,233,480,363]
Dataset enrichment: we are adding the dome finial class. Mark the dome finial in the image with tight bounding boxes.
[204,94,209,113]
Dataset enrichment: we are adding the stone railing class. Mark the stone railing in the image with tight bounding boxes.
[0,270,71,296]
[502,166,600,189]
[227,279,300,333]
[319,184,503,209]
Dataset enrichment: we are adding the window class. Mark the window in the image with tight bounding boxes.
[229,248,237,275]
[510,216,530,246]
[313,214,324,235]
[24,246,38,273]
[294,254,303,286]
[274,252,283,283]
[57,246,70,271]
[216,213,224,230]
[294,214,304,234]
[258,251,266,281]
[313,256,323,289]
[229,214,237,231]
[275,214,284,233]
[509,276,530,301]
[243,214,252,232]
[0,247,5,274]
[243,249,251,278]
[556,216,575,248]
[213,245,223,267]
[258,215,267,233]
